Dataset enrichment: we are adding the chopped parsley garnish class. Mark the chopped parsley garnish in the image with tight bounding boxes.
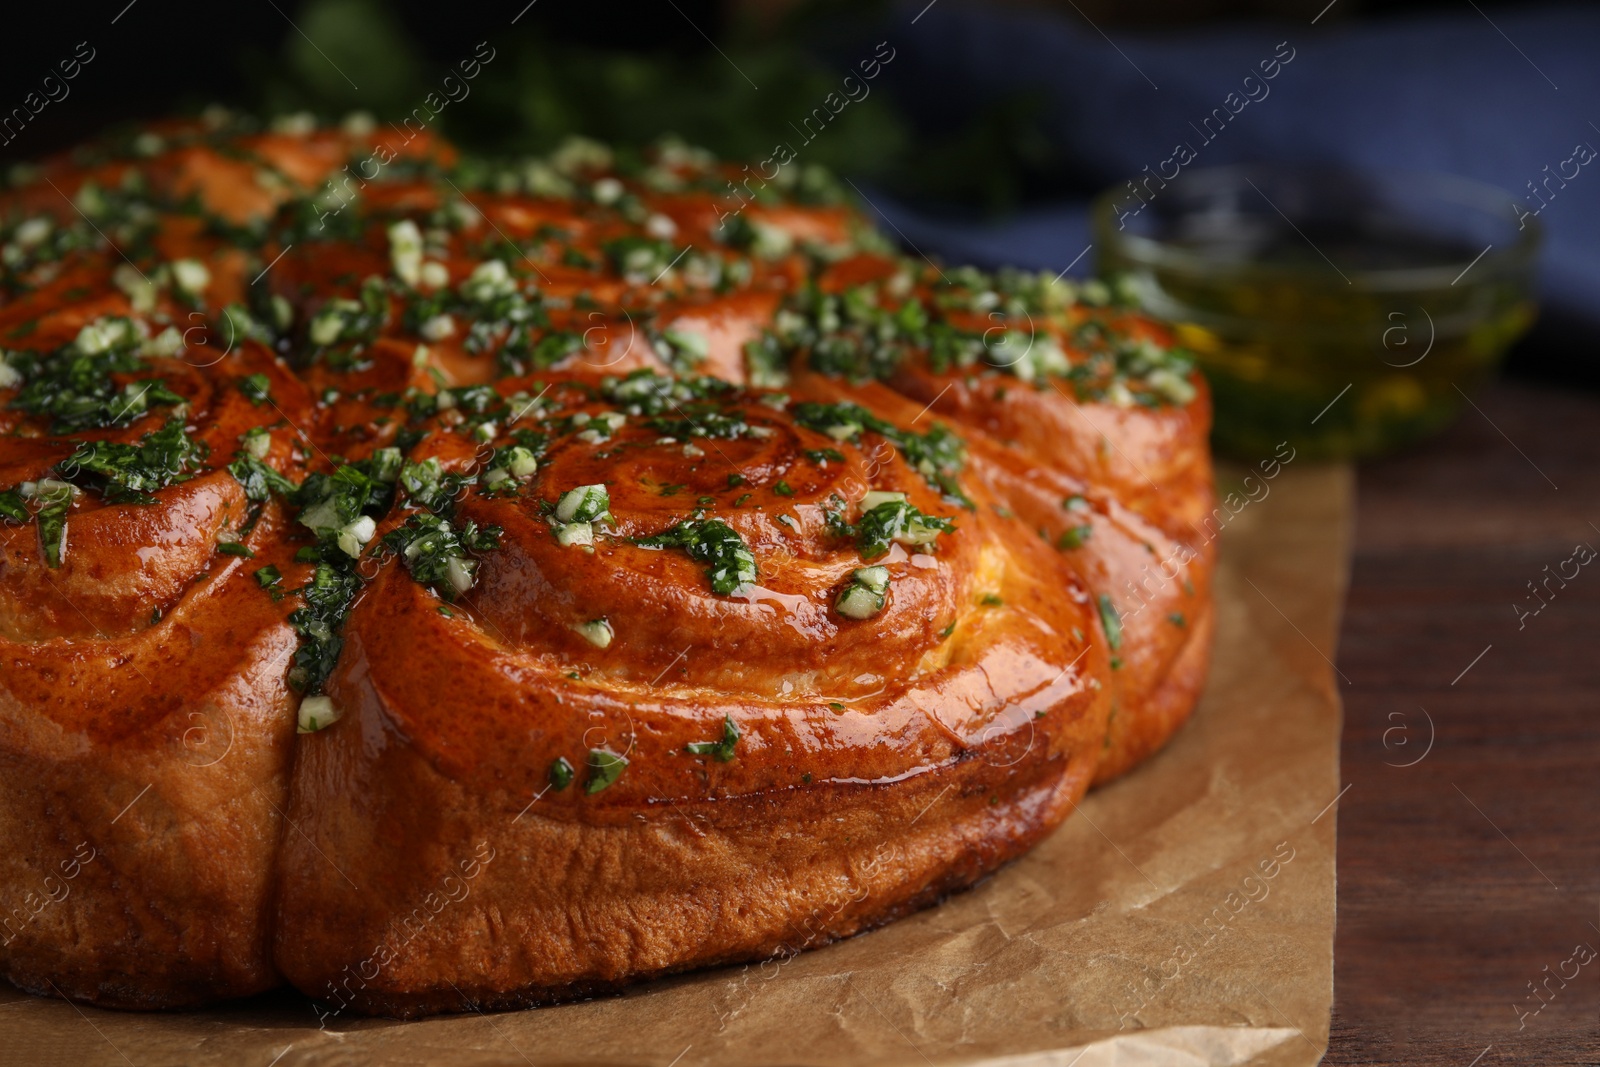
[268,451,410,693]
[633,518,757,595]
[648,326,710,374]
[239,373,271,405]
[791,401,971,508]
[600,369,735,415]
[686,715,740,762]
[770,285,937,382]
[555,483,610,523]
[603,235,677,283]
[1098,594,1123,651]
[34,482,74,568]
[1057,524,1092,550]
[836,566,890,619]
[217,541,255,558]
[56,418,207,504]
[645,406,757,441]
[229,453,299,502]
[765,269,1194,403]
[585,748,628,794]
[773,480,794,496]
[8,318,185,430]
[442,384,506,421]
[285,561,361,693]
[295,457,397,554]
[307,276,390,352]
[381,512,502,601]
[255,564,283,588]
[742,332,788,388]
[0,487,28,523]
[845,496,955,560]
[398,458,465,512]
[499,328,583,376]
[549,756,575,791]
[480,445,539,495]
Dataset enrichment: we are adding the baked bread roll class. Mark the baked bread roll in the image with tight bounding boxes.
[0,113,1213,1015]
[784,254,1215,785]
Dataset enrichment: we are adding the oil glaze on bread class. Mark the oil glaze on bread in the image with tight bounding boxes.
[0,113,1213,1016]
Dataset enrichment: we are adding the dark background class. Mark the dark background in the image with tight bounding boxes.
[0,0,1565,144]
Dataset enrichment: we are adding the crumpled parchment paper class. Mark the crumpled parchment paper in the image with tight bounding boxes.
[0,462,1349,1067]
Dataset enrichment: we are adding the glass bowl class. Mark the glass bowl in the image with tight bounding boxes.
[1092,164,1540,460]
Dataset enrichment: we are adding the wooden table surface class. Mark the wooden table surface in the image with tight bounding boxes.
[1324,377,1599,1065]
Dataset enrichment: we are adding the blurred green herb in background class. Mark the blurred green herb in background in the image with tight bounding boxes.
[251,0,1065,216]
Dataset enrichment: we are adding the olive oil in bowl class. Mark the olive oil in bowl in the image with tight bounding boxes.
[1094,165,1539,460]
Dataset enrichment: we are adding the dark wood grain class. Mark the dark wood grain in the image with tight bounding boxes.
[1325,378,1600,1066]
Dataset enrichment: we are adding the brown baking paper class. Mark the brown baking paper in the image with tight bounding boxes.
[0,462,1350,1067]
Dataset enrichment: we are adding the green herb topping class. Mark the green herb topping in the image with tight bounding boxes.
[839,492,956,560]
[686,715,740,762]
[239,373,271,405]
[1098,594,1123,651]
[600,369,735,415]
[56,417,206,504]
[0,487,26,524]
[555,483,610,523]
[549,756,574,791]
[835,565,890,619]
[791,400,971,508]
[573,618,614,648]
[585,748,628,794]
[1057,524,1092,550]
[381,512,502,601]
[8,318,185,431]
[633,518,757,595]
[228,453,299,502]
[32,481,75,568]
[285,561,361,693]
[398,457,465,512]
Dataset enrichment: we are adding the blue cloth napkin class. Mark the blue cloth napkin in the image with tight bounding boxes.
[864,2,1600,327]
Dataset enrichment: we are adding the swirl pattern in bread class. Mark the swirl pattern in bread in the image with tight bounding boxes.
[0,113,1212,1016]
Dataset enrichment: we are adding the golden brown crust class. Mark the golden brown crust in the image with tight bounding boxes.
[786,369,1215,786]
[0,534,299,1006]
[272,369,1113,1015]
[285,747,1095,1019]
[0,115,1213,1015]
[277,578,1103,1017]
